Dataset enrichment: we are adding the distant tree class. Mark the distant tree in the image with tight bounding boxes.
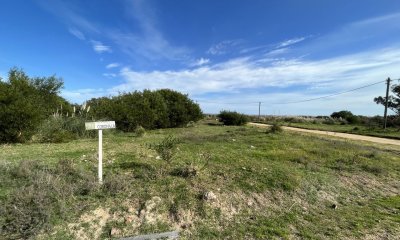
[218,110,249,126]
[374,84,400,115]
[330,110,359,124]
[0,68,67,143]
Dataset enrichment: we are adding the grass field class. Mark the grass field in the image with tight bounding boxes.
[1,120,399,239]
[265,121,400,140]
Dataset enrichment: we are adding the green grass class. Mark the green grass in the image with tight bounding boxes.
[1,120,399,239]
[273,121,400,139]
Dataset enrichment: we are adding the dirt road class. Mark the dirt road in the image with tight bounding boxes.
[249,122,400,147]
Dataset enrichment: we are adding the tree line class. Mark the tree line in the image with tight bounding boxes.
[0,68,203,143]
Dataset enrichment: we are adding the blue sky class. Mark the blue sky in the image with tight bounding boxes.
[1,0,400,115]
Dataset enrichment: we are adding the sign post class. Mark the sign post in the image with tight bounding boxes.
[85,121,116,183]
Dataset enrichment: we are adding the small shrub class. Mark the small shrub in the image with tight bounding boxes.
[101,173,130,196]
[134,125,146,137]
[268,123,283,133]
[218,110,249,126]
[172,163,198,178]
[172,152,211,178]
[150,135,180,164]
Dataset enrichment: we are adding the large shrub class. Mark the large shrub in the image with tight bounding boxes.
[218,110,249,126]
[0,69,69,143]
[156,89,203,128]
[87,89,203,131]
[330,110,360,124]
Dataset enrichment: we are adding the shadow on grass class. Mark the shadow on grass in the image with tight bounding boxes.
[116,161,153,171]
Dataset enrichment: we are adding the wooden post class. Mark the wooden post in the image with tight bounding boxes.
[85,121,115,183]
[384,78,391,130]
[98,129,103,183]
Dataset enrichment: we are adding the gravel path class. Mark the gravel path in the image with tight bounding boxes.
[249,122,400,146]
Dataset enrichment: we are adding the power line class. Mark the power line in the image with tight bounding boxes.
[274,80,387,104]
[195,100,260,105]
[194,79,398,106]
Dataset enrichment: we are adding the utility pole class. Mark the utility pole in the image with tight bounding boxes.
[383,77,391,130]
[258,102,261,121]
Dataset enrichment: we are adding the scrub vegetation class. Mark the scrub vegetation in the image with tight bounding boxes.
[1,120,399,239]
[256,113,400,140]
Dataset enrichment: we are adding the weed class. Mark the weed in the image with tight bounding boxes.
[268,123,283,133]
[172,152,212,178]
[149,135,180,164]
[134,125,146,137]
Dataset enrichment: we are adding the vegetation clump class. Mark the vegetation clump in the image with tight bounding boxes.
[331,110,360,124]
[0,68,69,143]
[87,89,203,131]
[217,110,249,126]
[269,123,283,133]
[149,135,180,164]
[0,159,97,239]
[134,125,146,137]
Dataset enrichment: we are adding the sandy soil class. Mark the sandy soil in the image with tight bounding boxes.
[249,122,400,147]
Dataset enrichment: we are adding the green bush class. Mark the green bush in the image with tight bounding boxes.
[87,89,203,131]
[134,125,146,137]
[217,110,249,126]
[331,110,360,124]
[0,68,70,143]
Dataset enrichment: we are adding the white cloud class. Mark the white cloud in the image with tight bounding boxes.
[265,48,290,56]
[297,12,400,57]
[190,58,210,67]
[91,40,112,53]
[103,73,117,78]
[109,0,189,61]
[276,37,307,48]
[106,46,400,115]
[207,40,242,55]
[106,63,120,69]
[62,88,112,104]
[62,46,400,115]
[68,27,85,40]
[37,0,99,34]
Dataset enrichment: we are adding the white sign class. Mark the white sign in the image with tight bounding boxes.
[85,121,116,183]
[85,121,116,130]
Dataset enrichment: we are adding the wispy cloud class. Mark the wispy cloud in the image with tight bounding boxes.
[62,88,111,104]
[108,0,189,61]
[62,45,400,114]
[297,12,400,58]
[106,63,120,69]
[68,27,85,40]
[190,58,210,67]
[91,40,112,53]
[103,73,117,78]
[36,0,99,34]
[265,48,290,56]
[276,37,307,48]
[105,46,400,114]
[207,40,242,55]
[239,44,270,54]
